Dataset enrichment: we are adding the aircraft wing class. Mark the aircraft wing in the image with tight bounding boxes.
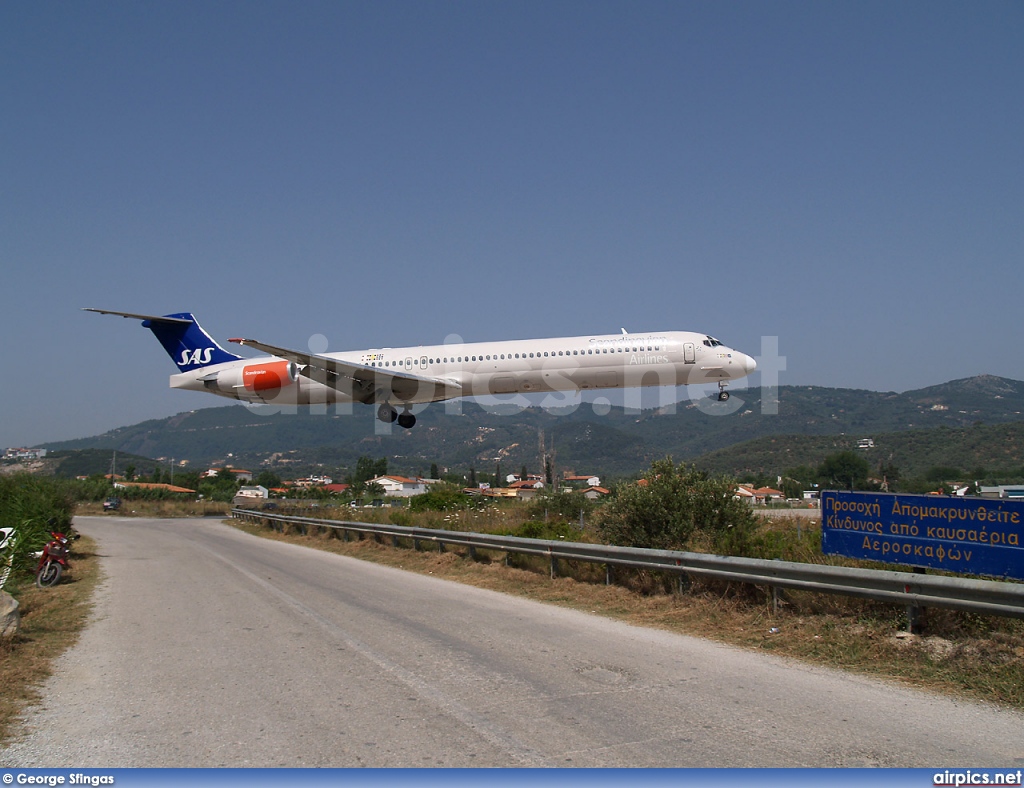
[228,337,462,404]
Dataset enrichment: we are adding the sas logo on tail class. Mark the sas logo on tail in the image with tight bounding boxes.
[180,348,215,366]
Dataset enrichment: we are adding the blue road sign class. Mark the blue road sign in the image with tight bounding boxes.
[821,490,1024,580]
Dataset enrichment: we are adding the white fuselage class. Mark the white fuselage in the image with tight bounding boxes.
[170,330,756,407]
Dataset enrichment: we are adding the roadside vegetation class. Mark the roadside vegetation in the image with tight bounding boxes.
[0,475,101,744]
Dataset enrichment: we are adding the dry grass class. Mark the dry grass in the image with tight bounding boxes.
[231,518,1024,709]
[75,500,232,518]
[0,535,101,743]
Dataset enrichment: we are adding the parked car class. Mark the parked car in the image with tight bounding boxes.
[103,497,121,511]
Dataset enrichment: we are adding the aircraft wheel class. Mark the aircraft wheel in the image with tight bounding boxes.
[717,391,730,402]
[397,413,416,429]
[377,404,398,423]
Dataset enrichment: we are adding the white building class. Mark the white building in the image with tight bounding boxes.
[370,476,428,497]
[236,485,269,499]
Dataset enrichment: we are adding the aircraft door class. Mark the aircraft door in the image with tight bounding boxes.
[683,343,696,363]
[405,357,413,371]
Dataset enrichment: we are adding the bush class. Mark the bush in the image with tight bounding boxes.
[0,475,78,580]
[597,458,757,555]
[408,484,469,512]
[509,520,581,541]
[526,490,595,522]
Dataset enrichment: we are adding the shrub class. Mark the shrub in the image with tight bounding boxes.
[597,458,757,554]
[0,475,78,578]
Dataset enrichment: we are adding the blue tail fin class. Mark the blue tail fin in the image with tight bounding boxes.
[84,309,244,372]
[144,312,244,372]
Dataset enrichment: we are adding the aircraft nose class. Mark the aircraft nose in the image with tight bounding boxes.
[739,352,757,376]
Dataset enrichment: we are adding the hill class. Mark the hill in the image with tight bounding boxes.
[1,449,162,480]
[40,375,1024,479]
[694,422,1024,480]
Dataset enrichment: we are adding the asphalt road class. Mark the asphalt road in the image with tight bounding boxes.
[2,516,1023,767]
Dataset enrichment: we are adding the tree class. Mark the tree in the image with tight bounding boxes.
[256,470,282,489]
[818,451,870,490]
[429,463,439,480]
[351,456,387,488]
[598,458,757,554]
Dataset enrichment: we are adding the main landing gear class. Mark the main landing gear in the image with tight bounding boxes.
[377,403,416,429]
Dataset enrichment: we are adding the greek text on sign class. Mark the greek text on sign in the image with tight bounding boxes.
[821,491,1024,580]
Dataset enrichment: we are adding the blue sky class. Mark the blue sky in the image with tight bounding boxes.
[2,1,1022,448]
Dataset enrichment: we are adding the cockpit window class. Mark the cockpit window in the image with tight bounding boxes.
[705,336,723,347]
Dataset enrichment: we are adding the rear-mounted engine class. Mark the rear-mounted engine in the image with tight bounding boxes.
[242,360,298,392]
[205,360,298,396]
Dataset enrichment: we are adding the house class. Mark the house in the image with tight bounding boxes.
[581,486,610,500]
[734,485,784,505]
[507,479,545,500]
[734,485,757,503]
[236,485,269,499]
[563,473,601,488]
[509,479,544,490]
[755,486,784,503]
[506,474,544,484]
[370,476,428,497]
[491,487,521,499]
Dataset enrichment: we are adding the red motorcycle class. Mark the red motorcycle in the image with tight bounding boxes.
[35,531,74,587]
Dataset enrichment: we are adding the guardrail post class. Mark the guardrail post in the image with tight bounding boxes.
[550,551,558,579]
[413,538,421,551]
[468,545,477,560]
[906,567,927,634]
[906,603,922,634]
[674,559,691,595]
[438,541,445,553]
[605,564,613,586]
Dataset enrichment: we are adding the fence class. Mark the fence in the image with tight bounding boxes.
[232,509,1024,621]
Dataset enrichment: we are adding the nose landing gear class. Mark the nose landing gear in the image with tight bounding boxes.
[717,381,730,402]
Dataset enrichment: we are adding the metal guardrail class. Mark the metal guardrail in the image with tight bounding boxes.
[232,509,1024,619]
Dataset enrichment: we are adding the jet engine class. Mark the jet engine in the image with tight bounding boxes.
[206,360,299,396]
[242,360,299,392]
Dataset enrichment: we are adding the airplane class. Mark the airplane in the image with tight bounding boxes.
[84,309,757,429]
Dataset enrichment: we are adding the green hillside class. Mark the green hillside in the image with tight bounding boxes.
[695,422,1024,481]
[40,375,1024,479]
